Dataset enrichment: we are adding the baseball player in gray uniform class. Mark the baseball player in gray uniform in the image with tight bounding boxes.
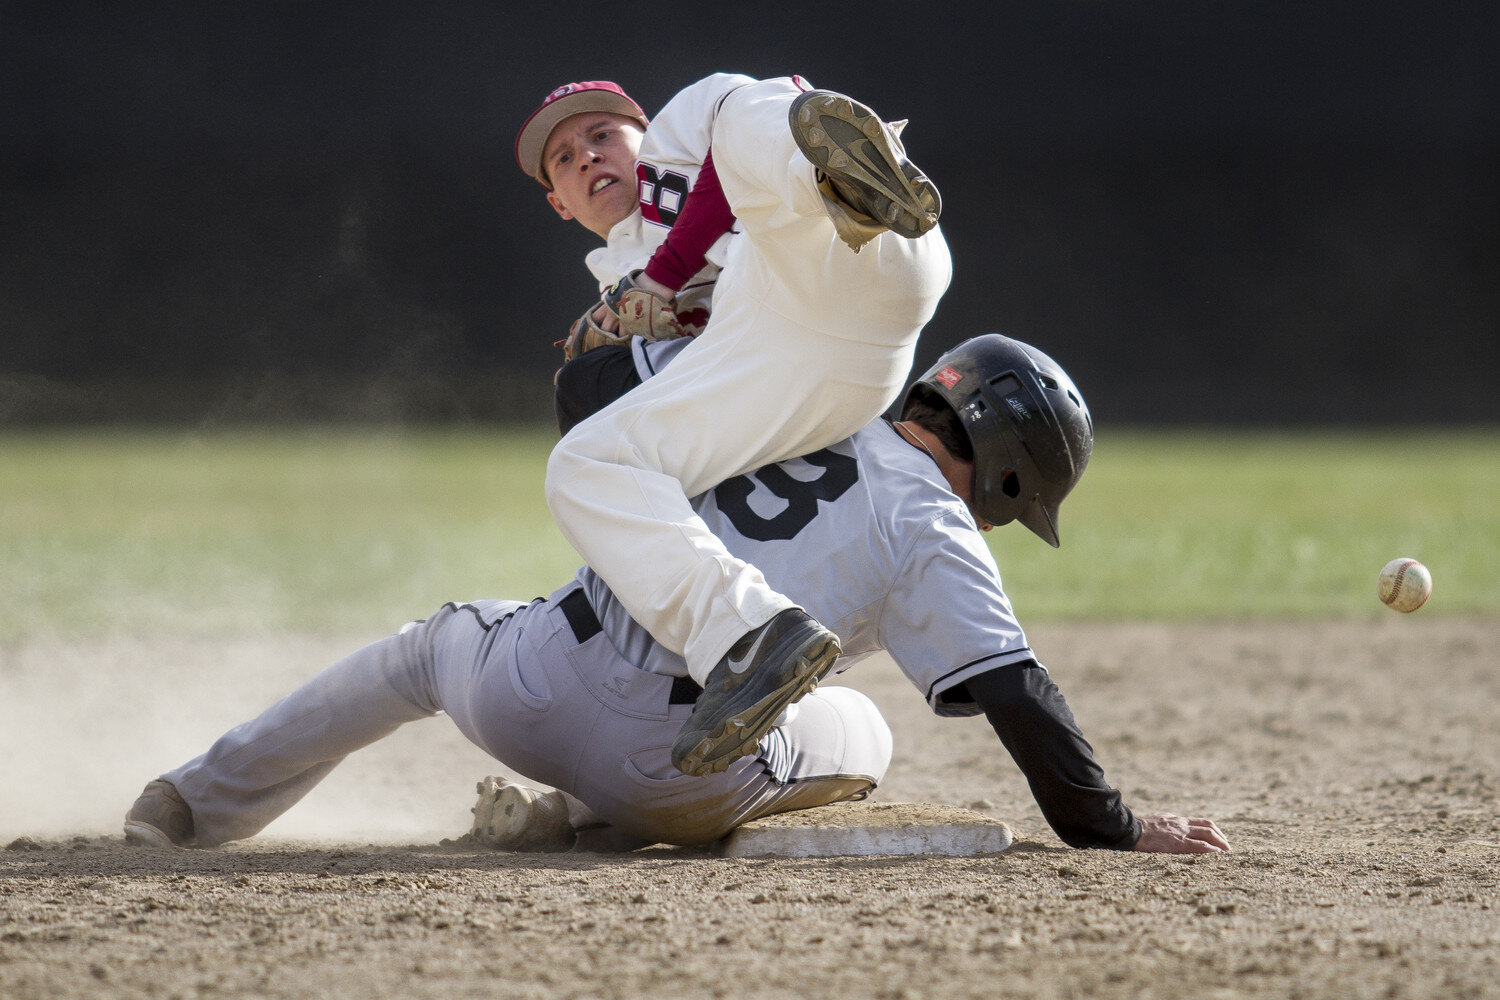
[124,334,1227,856]
[517,73,953,780]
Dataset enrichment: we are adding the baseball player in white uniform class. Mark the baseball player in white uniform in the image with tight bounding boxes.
[516,73,953,779]
[124,334,1227,856]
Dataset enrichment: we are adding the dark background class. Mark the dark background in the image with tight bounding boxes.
[3,3,1496,425]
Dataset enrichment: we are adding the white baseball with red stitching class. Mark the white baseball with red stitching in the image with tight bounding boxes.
[1377,558,1432,613]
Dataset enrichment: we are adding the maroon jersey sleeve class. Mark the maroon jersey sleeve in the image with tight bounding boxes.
[642,149,737,292]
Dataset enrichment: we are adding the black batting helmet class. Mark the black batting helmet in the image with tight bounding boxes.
[901,334,1093,546]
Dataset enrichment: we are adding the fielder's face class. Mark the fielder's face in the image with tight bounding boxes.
[542,112,645,238]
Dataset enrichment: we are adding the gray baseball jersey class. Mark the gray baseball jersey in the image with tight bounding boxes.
[152,418,1037,848]
[580,418,1037,716]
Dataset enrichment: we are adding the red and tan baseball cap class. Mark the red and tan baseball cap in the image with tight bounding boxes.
[515,81,648,187]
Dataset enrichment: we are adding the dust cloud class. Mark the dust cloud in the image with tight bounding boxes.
[0,633,503,845]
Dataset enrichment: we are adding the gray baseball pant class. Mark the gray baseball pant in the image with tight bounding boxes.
[164,582,891,848]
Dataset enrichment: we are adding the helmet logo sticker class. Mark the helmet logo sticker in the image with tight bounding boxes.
[934,365,963,389]
[1005,396,1031,422]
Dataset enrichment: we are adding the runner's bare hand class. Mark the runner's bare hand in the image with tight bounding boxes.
[1133,813,1229,854]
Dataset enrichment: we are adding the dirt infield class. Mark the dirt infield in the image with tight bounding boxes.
[3,618,1497,999]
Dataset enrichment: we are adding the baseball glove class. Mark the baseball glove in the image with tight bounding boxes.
[559,305,631,362]
[601,271,687,342]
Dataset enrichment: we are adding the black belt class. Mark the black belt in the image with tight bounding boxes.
[668,675,704,704]
[558,587,601,642]
[558,588,703,705]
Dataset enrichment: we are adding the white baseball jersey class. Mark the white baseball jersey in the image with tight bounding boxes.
[585,72,755,323]
[579,419,1036,716]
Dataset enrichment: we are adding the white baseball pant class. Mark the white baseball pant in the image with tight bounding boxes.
[544,76,952,683]
[161,583,891,848]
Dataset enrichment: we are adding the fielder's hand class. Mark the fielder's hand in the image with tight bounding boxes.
[559,305,632,362]
[1132,813,1229,854]
[601,270,687,342]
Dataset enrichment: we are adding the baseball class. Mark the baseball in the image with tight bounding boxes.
[1377,558,1432,613]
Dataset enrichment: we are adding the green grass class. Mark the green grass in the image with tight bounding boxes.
[0,428,573,641]
[1,427,1494,641]
[992,428,1499,620]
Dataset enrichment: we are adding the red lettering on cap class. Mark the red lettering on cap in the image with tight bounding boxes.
[935,365,962,389]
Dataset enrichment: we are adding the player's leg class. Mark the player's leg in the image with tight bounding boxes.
[468,687,891,851]
[124,600,527,848]
[545,319,883,673]
[442,584,889,847]
[571,685,894,846]
[709,75,951,339]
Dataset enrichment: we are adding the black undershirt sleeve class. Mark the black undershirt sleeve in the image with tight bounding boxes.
[553,345,642,436]
[962,662,1142,850]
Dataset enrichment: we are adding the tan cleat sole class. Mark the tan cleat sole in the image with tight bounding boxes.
[790,90,941,241]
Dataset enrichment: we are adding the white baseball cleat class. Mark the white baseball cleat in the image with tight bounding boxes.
[470,776,576,852]
[123,779,196,849]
